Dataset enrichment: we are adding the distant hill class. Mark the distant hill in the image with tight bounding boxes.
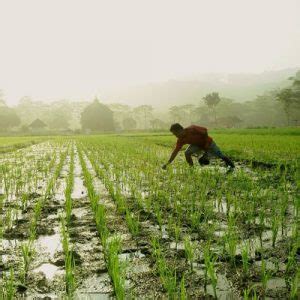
[103,68,299,108]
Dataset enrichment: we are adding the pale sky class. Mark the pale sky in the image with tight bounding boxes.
[0,0,299,105]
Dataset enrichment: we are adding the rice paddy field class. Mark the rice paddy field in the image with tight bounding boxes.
[0,129,299,299]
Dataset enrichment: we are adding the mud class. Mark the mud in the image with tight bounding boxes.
[2,142,298,299]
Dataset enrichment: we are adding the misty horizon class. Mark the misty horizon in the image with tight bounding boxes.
[1,67,299,107]
[1,0,300,106]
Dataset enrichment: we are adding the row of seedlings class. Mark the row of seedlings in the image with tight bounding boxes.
[77,146,125,299]
[1,143,68,299]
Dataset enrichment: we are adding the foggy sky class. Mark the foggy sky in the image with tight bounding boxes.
[0,0,300,105]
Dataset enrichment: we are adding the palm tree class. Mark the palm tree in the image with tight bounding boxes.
[203,92,221,125]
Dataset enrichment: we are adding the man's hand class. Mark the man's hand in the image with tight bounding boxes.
[162,163,169,170]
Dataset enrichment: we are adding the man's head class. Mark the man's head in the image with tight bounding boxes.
[170,123,184,137]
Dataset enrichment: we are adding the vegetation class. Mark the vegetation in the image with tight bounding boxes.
[80,98,115,132]
[0,106,21,131]
[0,70,299,133]
[0,130,299,298]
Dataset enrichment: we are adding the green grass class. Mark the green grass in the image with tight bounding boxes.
[120,128,300,165]
[0,136,48,153]
[1,129,299,299]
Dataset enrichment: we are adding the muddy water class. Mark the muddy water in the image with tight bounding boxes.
[72,151,87,199]
[67,150,113,296]
[33,263,64,280]
[1,146,69,298]
[82,152,164,298]
[35,231,62,259]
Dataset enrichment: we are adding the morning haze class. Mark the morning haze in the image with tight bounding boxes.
[0,0,299,106]
[1,1,300,299]
[0,0,299,131]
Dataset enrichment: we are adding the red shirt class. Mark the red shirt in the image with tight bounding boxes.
[174,125,213,153]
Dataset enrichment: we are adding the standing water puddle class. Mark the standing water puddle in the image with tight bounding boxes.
[206,273,237,299]
[33,263,64,280]
[35,232,62,258]
[74,293,111,300]
[118,250,145,261]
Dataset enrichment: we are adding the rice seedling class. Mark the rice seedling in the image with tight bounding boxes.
[95,204,109,247]
[260,258,270,297]
[106,236,125,300]
[21,192,29,211]
[60,213,76,296]
[20,241,33,283]
[65,249,76,296]
[2,131,298,299]
[180,275,187,300]
[223,213,238,265]
[243,286,258,300]
[241,242,250,278]
[183,236,195,271]
[289,268,299,300]
[151,236,178,297]
[2,268,16,300]
[65,147,74,225]
[125,209,140,236]
[204,244,218,299]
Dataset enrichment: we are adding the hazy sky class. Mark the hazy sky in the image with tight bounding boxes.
[0,0,300,105]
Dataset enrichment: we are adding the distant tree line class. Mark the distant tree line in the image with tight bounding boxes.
[0,71,299,133]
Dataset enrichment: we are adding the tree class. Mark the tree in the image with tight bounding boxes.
[122,117,137,130]
[47,109,70,130]
[276,88,295,126]
[48,114,69,130]
[108,103,132,129]
[169,106,182,123]
[150,118,167,130]
[217,116,243,128]
[203,92,221,124]
[290,71,300,107]
[0,106,21,131]
[133,105,153,129]
[81,98,115,131]
[29,118,47,129]
[289,70,300,94]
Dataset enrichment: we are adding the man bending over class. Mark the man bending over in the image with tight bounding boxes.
[162,123,235,170]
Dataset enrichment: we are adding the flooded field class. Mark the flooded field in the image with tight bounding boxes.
[0,132,299,299]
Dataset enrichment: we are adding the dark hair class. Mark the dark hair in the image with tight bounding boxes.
[170,123,183,132]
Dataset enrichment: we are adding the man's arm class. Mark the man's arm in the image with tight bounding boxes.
[162,142,182,169]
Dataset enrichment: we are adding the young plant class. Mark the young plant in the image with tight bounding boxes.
[180,275,187,300]
[289,268,299,300]
[224,214,238,265]
[260,258,270,297]
[204,244,218,299]
[20,241,33,283]
[125,209,140,236]
[65,148,74,225]
[2,268,16,300]
[184,236,195,271]
[151,236,177,297]
[241,242,250,277]
[65,250,76,296]
[271,215,279,248]
[106,236,125,299]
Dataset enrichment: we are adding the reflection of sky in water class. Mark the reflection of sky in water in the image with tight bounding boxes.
[72,176,87,199]
[71,155,87,199]
[2,239,18,249]
[36,233,62,257]
[33,263,63,280]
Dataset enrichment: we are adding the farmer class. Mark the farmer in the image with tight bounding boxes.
[162,123,235,170]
